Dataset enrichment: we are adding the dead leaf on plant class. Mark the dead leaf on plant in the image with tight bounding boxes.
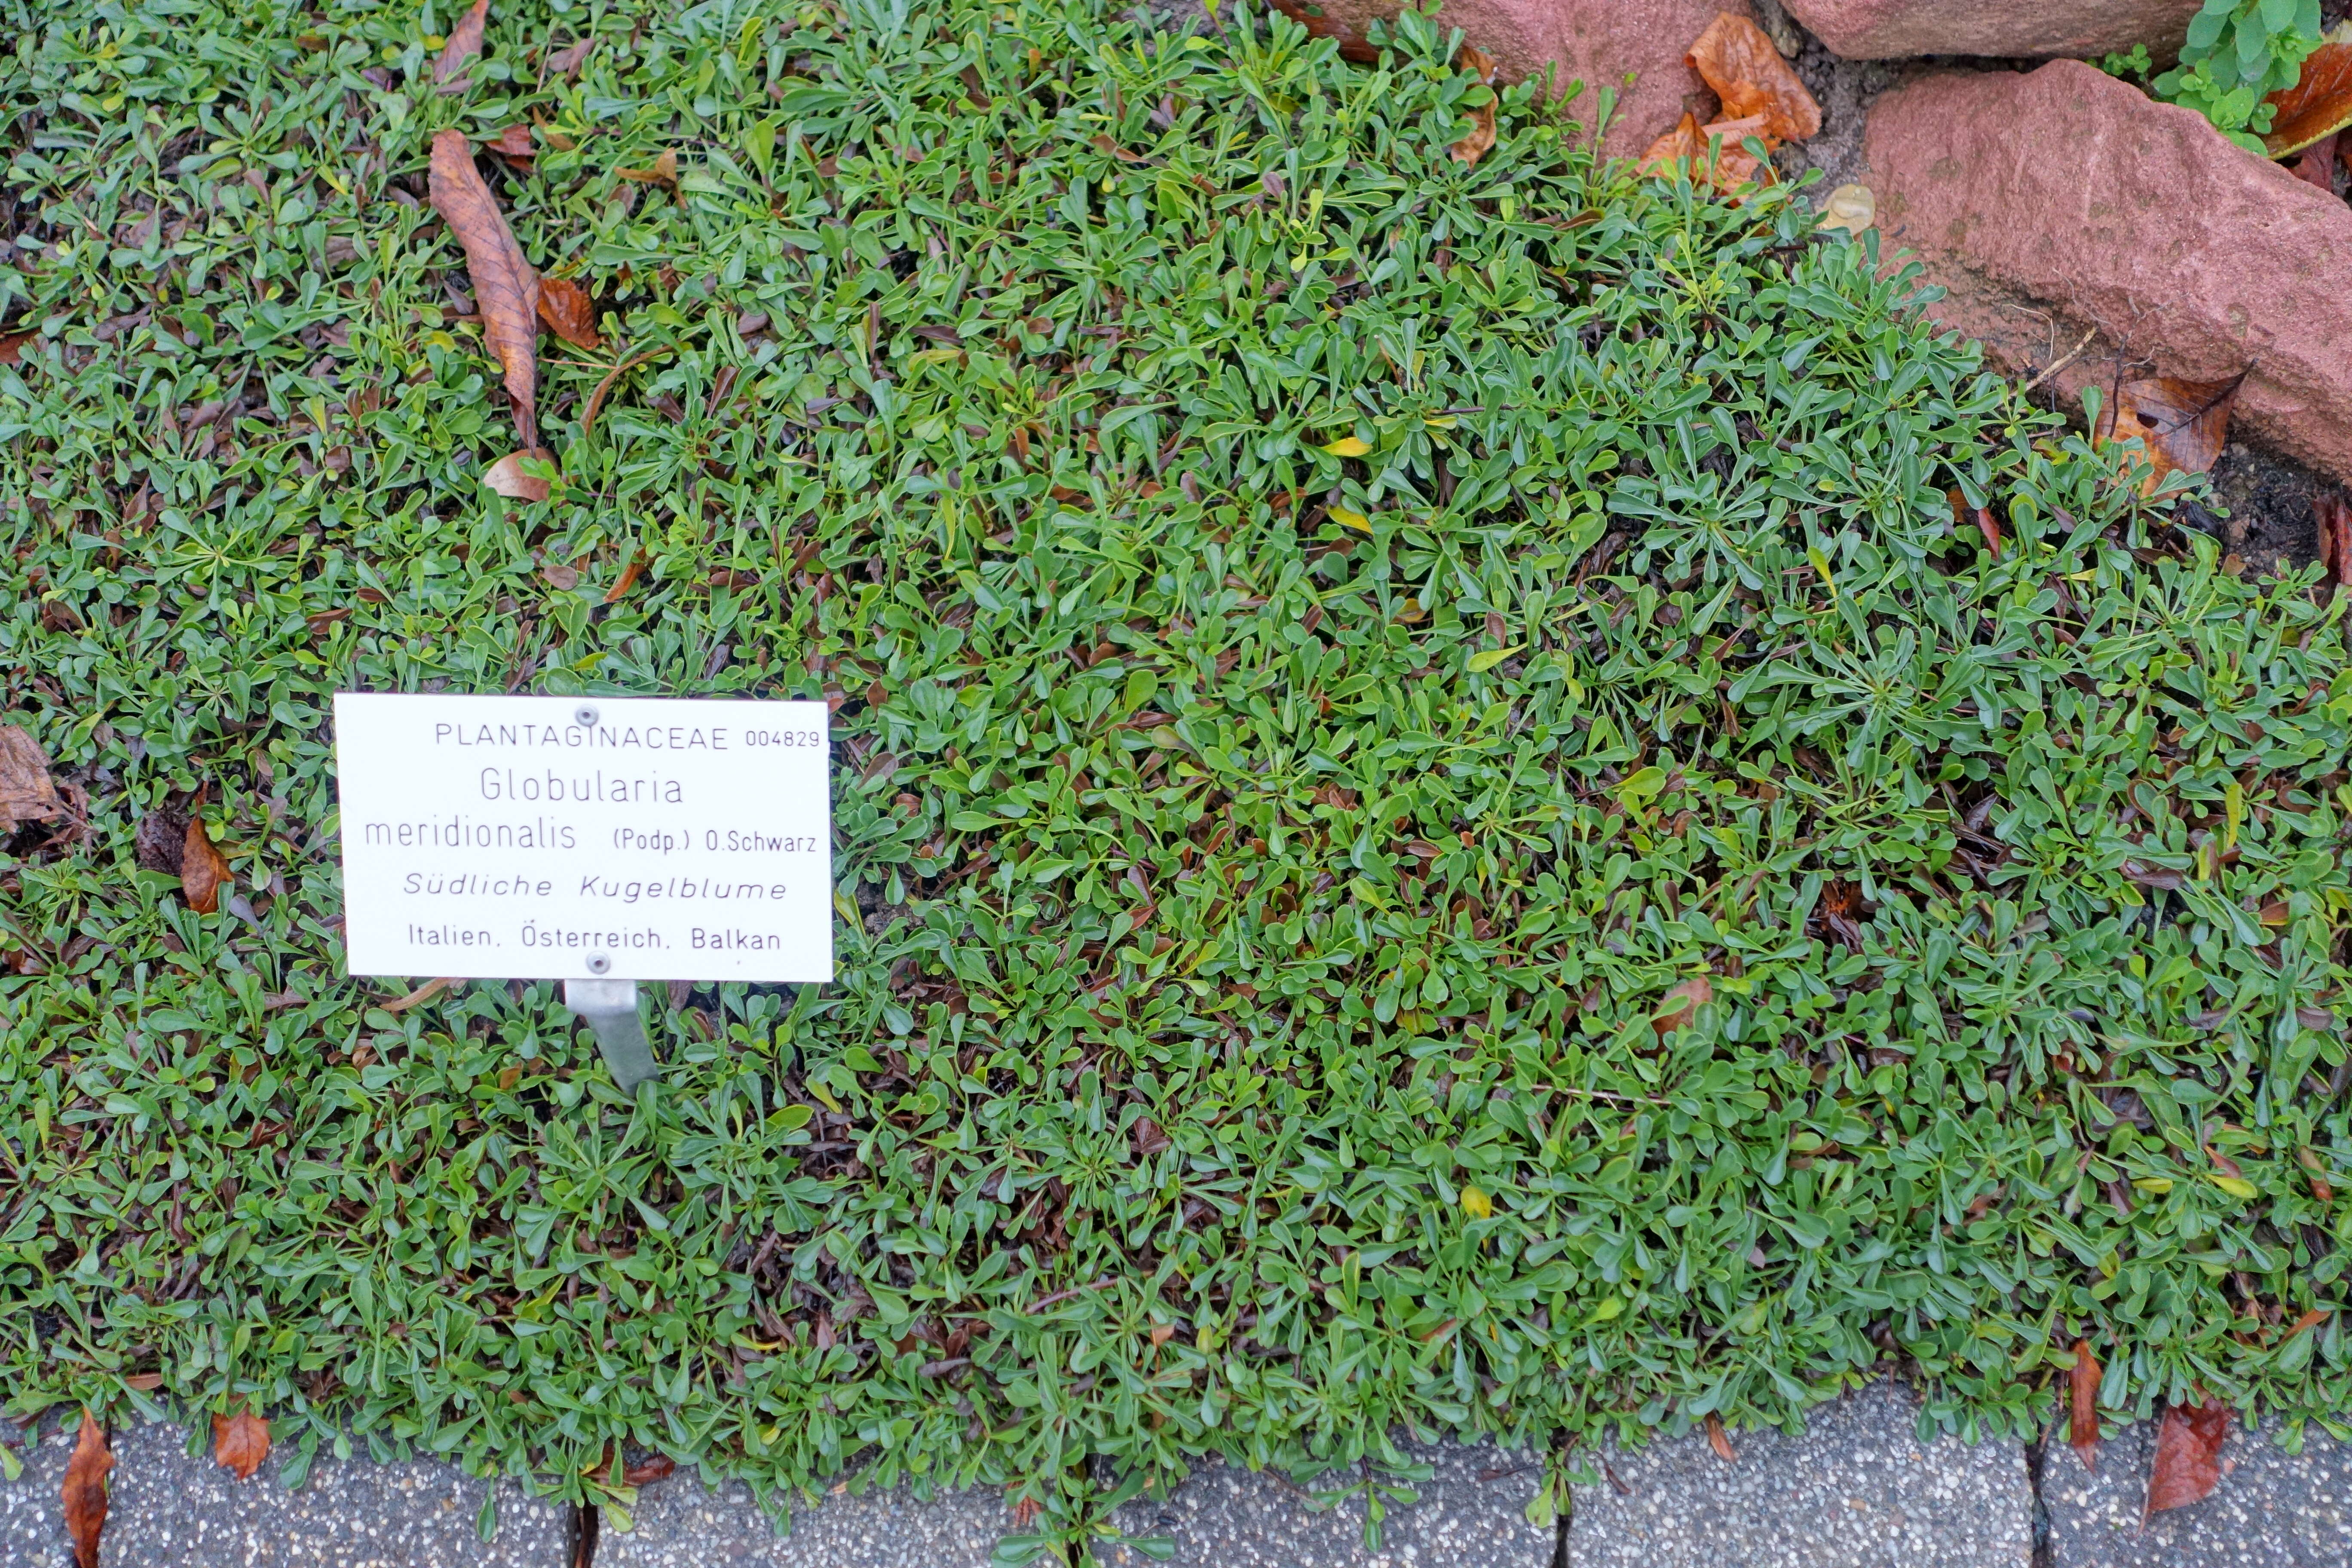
[2068,1341,2102,1471]
[2264,41,2352,156]
[428,128,541,446]
[1688,10,1821,143]
[536,276,601,350]
[618,149,679,189]
[1451,46,1498,167]
[0,328,35,364]
[483,447,555,500]
[181,816,232,913]
[435,0,490,84]
[2144,1397,2230,1519]
[63,1409,112,1568]
[545,36,596,79]
[382,976,459,1013]
[213,1409,271,1480]
[1704,1412,1737,1463]
[0,724,64,834]
[2102,374,2243,493]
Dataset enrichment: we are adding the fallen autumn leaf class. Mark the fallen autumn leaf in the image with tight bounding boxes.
[428,128,541,446]
[435,0,490,83]
[1652,975,1712,1038]
[0,723,64,834]
[2264,41,2352,157]
[1688,10,1821,143]
[536,276,601,350]
[181,817,231,913]
[1451,46,1498,167]
[2104,373,2244,492]
[485,122,536,165]
[63,1409,112,1568]
[1705,1412,1737,1463]
[213,1409,271,1480]
[483,447,555,501]
[2068,1341,2102,1471]
[2144,1396,2230,1520]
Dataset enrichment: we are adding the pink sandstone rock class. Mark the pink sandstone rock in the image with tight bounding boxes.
[1782,0,2202,60]
[1865,59,2352,482]
[1277,0,1754,158]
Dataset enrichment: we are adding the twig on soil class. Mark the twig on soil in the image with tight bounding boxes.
[2020,323,2099,395]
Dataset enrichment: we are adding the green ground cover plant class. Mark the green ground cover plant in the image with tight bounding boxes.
[3,0,2351,1553]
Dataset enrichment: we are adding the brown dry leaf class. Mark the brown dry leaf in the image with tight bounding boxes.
[382,976,459,1014]
[2144,1397,2231,1519]
[1638,111,1773,191]
[0,724,64,834]
[428,128,540,447]
[213,1409,271,1480]
[2300,1145,2338,1202]
[1688,11,1821,143]
[63,1409,113,1568]
[435,0,490,84]
[1451,46,1498,167]
[536,276,601,350]
[485,122,536,165]
[545,36,596,79]
[605,550,649,603]
[2293,130,2339,188]
[622,1454,676,1486]
[181,817,231,914]
[2264,41,2352,156]
[1088,133,1151,164]
[1652,975,1712,1038]
[618,148,679,188]
[1704,1412,1737,1463]
[2068,1341,2102,1471]
[2316,493,2352,591]
[483,447,555,501]
[0,328,34,364]
[2105,374,2242,492]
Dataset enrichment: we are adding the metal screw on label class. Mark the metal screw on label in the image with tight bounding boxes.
[574,704,600,727]
[587,954,611,975]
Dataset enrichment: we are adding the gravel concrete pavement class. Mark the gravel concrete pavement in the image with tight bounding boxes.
[2044,1414,2352,1567]
[1563,1381,2034,1568]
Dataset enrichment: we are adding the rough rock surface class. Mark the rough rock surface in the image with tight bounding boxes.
[1781,0,2201,60]
[1275,0,1755,157]
[1865,58,2352,481]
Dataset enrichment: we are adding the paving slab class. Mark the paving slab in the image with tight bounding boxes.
[1564,1380,2033,1568]
[2045,1415,2352,1568]
[1103,1439,1553,1568]
[0,1415,570,1568]
[599,1439,1550,1568]
[594,1473,1012,1568]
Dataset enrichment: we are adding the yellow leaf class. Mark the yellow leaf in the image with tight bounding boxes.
[2210,1176,2259,1200]
[1422,414,1457,430]
[1468,644,1523,673]
[1328,505,1372,533]
[1460,1185,1492,1219]
[1321,435,1372,457]
[2133,1177,2173,1194]
[1584,1295,1624,1325]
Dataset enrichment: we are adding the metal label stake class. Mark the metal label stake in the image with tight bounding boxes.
[564,976,661,1091]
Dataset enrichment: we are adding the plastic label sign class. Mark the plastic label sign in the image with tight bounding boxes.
[334,692,834,983]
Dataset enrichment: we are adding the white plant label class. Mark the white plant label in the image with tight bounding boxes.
[333,692,834,982]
